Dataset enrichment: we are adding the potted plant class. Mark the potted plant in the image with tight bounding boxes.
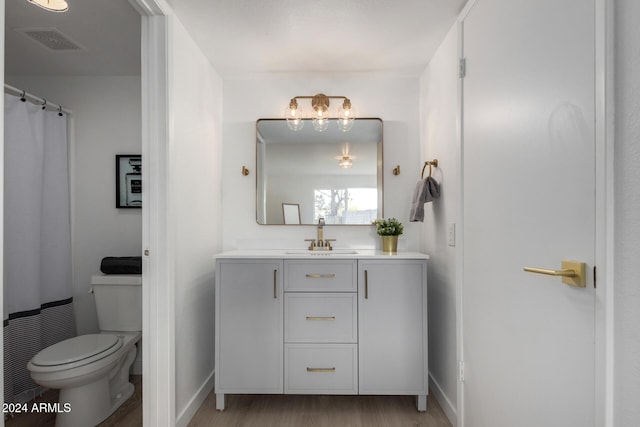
[372,217,404,253]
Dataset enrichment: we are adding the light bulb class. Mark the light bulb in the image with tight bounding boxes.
[337,99,356,132]
[312,114,329,132]
[285,99,304,131]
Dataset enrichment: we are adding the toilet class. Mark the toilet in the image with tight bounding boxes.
[27,274,142,427]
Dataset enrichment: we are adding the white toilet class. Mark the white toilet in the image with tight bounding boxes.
[27,274,142,427]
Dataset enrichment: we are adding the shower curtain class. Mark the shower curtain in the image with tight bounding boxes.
[3,93,75,404]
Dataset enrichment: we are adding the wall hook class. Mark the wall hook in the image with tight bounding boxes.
[241,166,250,176]
[392,165,401,176]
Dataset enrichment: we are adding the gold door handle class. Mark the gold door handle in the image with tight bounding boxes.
[305,274,336,279]
[305,316,336,321]
[306,367,336,373]
[523,260,586,287]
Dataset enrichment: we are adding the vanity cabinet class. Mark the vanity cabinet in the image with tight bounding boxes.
[358,260,428,410]
[215,253,428,411]
[214,259,284,410]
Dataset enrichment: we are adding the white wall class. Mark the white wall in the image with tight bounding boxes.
[419,24,459,424]
[5,75,142,335]
[614,0,640,425]
[222,77,422,251]
[168,14,223,426]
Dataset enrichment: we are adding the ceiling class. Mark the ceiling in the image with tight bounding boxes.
[5,0,467,78]
[166,0,467,78]
[5,0,140,76]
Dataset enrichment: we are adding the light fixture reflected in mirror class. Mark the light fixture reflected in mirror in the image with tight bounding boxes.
[28,0,69,12]
[338,155,353,169]
[286,93,356,132]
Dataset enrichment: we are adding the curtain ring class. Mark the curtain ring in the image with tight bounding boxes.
[58,106,64,117]
[41,99,48,110]
[20,91,27,102]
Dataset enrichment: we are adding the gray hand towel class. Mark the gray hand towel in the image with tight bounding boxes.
[410,178,429,222]
[410,176,441,222]
[425,176,441,202]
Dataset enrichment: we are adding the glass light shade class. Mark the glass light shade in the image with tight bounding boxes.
[285,104,304,131]
[312,115,330,132]
[29,0,68,12]
[337,103,356,132]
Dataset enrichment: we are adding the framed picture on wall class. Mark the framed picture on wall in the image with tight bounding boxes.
[116,155,142,208]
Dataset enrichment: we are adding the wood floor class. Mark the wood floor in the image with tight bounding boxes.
[5,378,452,427]
[4,375,142,427]
[188,392,452,427]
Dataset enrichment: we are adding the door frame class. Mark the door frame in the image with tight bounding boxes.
[455,0,615,426]
[129,0,174,425]
[0,2,5,424]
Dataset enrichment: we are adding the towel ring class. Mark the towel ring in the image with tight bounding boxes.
[420,159,439,179]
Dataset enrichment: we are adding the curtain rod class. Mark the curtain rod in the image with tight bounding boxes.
[4,84,72,115]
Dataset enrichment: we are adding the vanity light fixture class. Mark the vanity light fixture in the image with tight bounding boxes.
[285,93,356,132]
[28,0,69,12]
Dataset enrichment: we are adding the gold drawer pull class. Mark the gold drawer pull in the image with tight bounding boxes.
[306,367,336,373]
[305,274,336,279]
[305,316,336,321]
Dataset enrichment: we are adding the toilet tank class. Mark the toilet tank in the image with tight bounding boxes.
[91,274,142,331]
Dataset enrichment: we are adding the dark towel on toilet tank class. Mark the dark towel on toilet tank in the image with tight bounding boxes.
[100,256,142,274]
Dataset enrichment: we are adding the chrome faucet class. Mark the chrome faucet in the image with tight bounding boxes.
[305,217,335,251]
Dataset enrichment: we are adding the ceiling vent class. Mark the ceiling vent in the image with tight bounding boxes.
[16,27,84,52]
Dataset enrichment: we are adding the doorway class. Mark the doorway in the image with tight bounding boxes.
[1,1,172,426]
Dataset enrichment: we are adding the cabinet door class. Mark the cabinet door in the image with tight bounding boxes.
[358,260,427,395]
[215,260,283,393]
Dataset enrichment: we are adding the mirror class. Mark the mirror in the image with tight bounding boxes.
[257,118,383,225]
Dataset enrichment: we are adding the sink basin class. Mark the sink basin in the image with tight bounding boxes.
[285,249,358,255]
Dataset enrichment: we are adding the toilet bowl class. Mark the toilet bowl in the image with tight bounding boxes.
[27,332,140,426]
[27,274,142,427]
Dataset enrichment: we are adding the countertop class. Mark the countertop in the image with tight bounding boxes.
[215,249,429,260]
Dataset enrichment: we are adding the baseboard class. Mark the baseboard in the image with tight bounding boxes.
[175,370,215,427]
[429,372,457,426]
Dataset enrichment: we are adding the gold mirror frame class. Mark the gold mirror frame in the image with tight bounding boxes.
[256,118,383,225]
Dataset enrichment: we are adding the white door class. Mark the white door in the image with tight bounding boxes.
[461,1,596,426]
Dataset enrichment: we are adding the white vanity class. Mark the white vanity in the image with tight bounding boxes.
[214,250,429,411]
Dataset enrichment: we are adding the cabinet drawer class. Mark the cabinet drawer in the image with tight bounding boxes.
[284,260,356,292]
[285,344,357,394]
[285,293,357,343]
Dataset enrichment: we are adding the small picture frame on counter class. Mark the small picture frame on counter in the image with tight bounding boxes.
[116,155,142,208]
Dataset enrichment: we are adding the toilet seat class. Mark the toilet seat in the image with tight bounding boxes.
[30,334,123,369]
